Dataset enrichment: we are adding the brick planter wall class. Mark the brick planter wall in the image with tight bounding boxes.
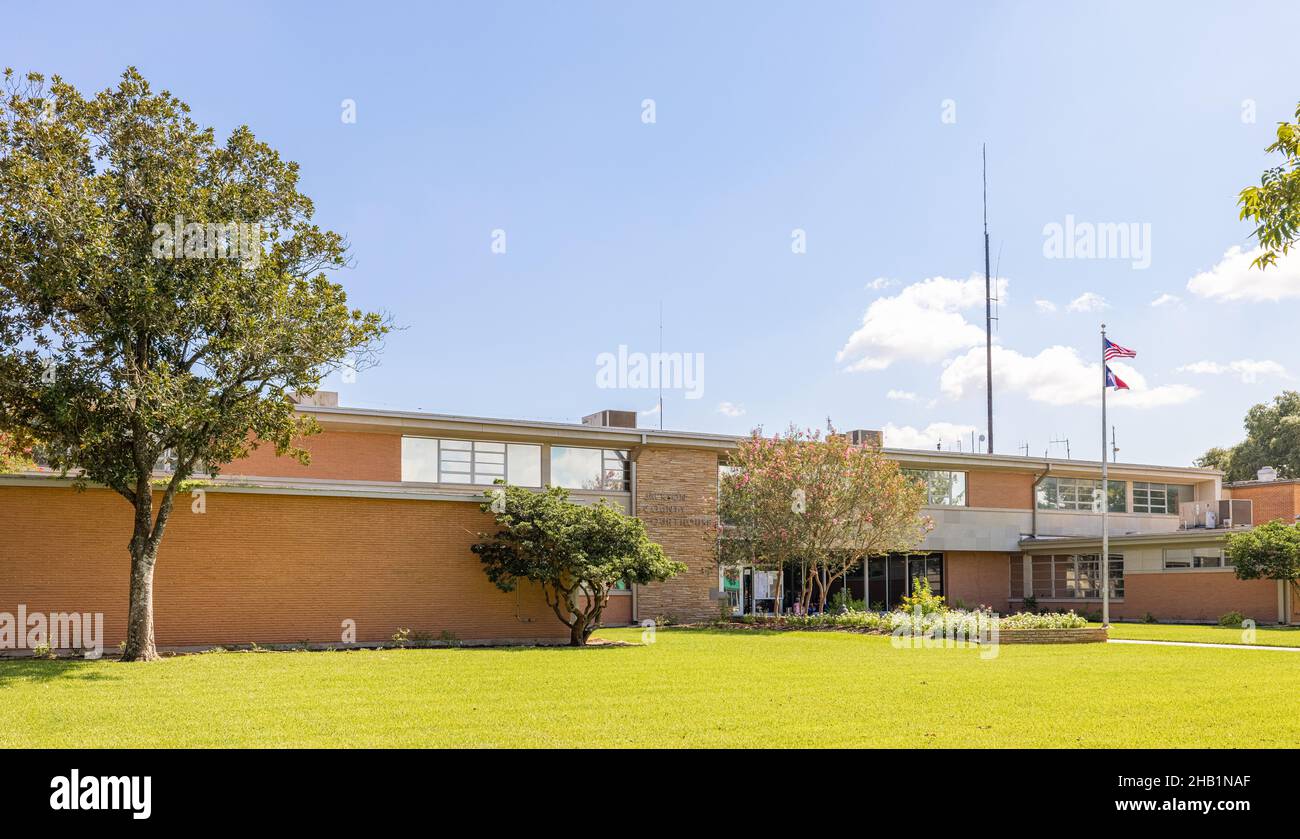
[995,627,1108,644]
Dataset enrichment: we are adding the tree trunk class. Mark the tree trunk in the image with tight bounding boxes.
[568,615,587,646]
[120,478,175,662]
[122,543,159,661]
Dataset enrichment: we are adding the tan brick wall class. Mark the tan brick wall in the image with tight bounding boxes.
[1228,483,1300,525]
[967,470,1034,509]
[633,447,720,624]
[944,551,1012,612]
[224,429,402,482]
[1115,572,1279,624]
[0,485,568,648]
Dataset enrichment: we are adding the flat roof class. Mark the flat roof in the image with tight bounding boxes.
[1018,528,1240,552]
[302,403,1222,480]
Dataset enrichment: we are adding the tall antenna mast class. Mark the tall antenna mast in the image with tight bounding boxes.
[983,144,994,454]
[657,301,664,431]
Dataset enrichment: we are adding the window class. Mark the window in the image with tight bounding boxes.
[1036,477,1126,512]
[400,437,542,486]
[903,469,966,506]
[1028,554,1123,598]
[1133,482,1192,515]
[1163,547,1228,570]
[550,446,631,491]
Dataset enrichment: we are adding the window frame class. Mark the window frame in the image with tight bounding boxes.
[400,436,543,487]
[549,445,632,492]
[1036,477,1126,513]
[902,469,968,506]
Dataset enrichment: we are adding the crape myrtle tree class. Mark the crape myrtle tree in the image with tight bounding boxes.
[0,69,387,661]
[1226,520,1300,620]
[472,484,685,646]
[718,425,933,614]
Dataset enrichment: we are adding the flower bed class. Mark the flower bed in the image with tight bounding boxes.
[713,607,1099,642]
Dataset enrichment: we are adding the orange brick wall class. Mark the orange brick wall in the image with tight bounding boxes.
[967,470,1033,509]
[224,429,402,482]
[944,551,1012,612]
[634,447,720,624]
[1116,572,1279,624]
[0,485,569,648]
[1228,483,1300,525]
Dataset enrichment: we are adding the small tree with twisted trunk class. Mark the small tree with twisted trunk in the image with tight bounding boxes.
[719,426,932,613]
[472,485,684,646]
[0,68,387,661]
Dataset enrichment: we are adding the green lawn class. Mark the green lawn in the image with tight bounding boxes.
[1101,621,1300,648]
[3,627,1298,747]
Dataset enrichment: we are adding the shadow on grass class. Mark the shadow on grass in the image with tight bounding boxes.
[0,657,118,687]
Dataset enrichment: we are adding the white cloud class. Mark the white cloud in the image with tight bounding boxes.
[1177,359,1289,383]
[716,401,746,417]
[1187,245,1300,302]
[1034,299,1058,313]
[882,421,979,450]
[1150,293,1181,307]
[886,389,917,401]
[1067,291,1108,312]
[837,274,1007,372]
[940,345,1199,408]
[866,277,895,291]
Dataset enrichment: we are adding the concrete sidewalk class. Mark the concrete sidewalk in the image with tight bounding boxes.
[1108,638,1300,652]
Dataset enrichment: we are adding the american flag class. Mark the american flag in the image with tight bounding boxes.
[1103,337,1136,361]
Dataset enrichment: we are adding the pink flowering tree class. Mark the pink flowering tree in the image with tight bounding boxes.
[718,425,932,613]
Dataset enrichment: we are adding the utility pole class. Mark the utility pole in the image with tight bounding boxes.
[983,144,994,454]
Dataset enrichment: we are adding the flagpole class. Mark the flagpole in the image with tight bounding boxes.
[1100,323,1110,627]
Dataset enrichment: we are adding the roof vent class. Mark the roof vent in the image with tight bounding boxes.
[295,391,339,408]
[848,429,882,447]
[1257,465,1277,482]
[582,409,637,429]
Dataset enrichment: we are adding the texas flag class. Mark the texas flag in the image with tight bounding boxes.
[1105,366,1130,390]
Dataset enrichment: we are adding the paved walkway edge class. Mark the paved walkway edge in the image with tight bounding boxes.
[1108,638,1300,652]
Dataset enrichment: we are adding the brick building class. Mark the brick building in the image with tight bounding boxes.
[1,395,1295,652]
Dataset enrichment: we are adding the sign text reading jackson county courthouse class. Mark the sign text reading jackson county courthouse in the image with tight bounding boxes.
[639,491,716,528]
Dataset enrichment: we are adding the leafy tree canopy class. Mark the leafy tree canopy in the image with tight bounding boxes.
[1239,100,1300,269]
[472,484,684,645]
[1195,391,1300,481]
[0,68,388,660]
[1226,519,1300,588]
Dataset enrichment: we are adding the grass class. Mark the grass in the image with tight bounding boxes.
[3,627,1298,747]
[1101,621,1300,648]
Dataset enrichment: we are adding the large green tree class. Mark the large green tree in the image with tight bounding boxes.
[472,484,684,646]
[1239,100,1300,269]
[1195,391,1300,481]
[1226,520,1300,619]
[0,69,387,660]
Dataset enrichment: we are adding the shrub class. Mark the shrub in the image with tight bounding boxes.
[828,589,866,614]
[1218,611,1246,628]
[899,575,946,616]
[391,627,411,647]
[438,630,461,647]
[1022,596,1038,613]
[1081,610,1102,623]
[31,642,53,659]
[1143,612,1158,624]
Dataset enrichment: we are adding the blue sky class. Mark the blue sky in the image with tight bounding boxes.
[7,1,1300,465]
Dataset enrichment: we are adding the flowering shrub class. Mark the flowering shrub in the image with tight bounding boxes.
[998,610,1088,630]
